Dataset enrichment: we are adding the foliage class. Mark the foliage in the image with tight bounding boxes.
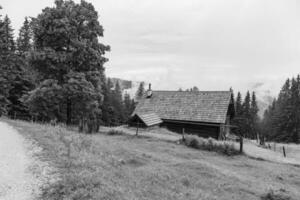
[261,189,291,200]
[0,14,34,118]
[184,135,240,156]
[16,17,32,54]
[135,82,145,100]
[25,0,109,132]
[101,78,135,126]
[231,90,259,139]
[261,75,300,143]
[107,129,125,136]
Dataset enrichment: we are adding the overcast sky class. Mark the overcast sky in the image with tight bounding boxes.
[1,0,300,94]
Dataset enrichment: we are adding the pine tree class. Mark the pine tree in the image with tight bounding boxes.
[2,15,15,52]
[232,92,243,136]
[101,78,114,126]
[124,93,135,121]
[261,76,300,143]
[17,17,32,54]
[290,77,300,143]
[242,91,251,138]
[112,81,125,124]
[136,82,145,100]
[250,91,259,138]
[235,92,243,116]
[0,14,17,116]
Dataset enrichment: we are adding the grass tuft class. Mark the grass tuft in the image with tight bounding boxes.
[107,129,126,136]
[184,135,240,156]
[261,189,291,200]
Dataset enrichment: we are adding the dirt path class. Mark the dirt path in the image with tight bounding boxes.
[0,121,40,200]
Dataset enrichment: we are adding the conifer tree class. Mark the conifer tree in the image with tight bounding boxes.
[112,81,125,124]
[0,14,17,116]
[3,15,15,52]
[101,78,114,126]
[242,91,251,138]
[136,82,145,100]
[17,17,32,54]
[124,93,135,121]
[261,76,300,143]
[250,91,259,138]
[235,92,243,116]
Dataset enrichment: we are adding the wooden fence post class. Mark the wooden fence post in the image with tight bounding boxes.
[136,122,139,136]
[283,146,286,157]
[239,135,243,153]
[182,128,185,141]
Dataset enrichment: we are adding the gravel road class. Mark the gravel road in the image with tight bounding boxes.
[0,121,41,200]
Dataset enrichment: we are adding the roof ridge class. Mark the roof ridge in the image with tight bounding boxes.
[152,90,230,93]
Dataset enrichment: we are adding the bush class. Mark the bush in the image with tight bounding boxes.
[184,135,240,156]
[107,129,125,136]
[261,190,291,200]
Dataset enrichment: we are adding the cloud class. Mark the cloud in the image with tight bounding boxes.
[2,0,300,93]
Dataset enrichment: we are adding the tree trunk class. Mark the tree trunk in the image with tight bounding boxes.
[66,98,72,125]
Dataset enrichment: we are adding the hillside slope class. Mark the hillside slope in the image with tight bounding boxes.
[5,119,300,200]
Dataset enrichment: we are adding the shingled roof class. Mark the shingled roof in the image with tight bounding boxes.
[133,91,232,124]
[133,113,163,127]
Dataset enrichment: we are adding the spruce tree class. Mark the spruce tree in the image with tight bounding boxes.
[3,15,15,52]
[124,93,134,121]
[250,92,259,138]
[136,82,145,100]
[242,91,251,138]
[0,14,17,116]
[17,17,32,54]
[101,78,114,126]
[112,81,125,124]
[235,92,243,116]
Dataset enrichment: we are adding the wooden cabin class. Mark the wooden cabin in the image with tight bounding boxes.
[130,86,235,140]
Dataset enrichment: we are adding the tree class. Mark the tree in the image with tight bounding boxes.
[4,16,36,119]
[242,91,252,138]
[26,0,109,132]
[17,17,32,54]
[2,15,15,52]
[124,93,135,121]
[250,91,259,138]
[101,78,114,126]
[111,81,125,124]
[136,82,145,100]
[192,86,199,92]
[261,76,300,143]
[235,92,243,116]
[0,14,17,116]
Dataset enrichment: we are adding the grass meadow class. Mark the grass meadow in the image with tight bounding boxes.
[4,119,300,200]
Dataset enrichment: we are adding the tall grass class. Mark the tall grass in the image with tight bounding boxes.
[261,189,291,200]
[184,135,240,156]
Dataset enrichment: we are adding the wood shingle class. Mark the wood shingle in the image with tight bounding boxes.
[133,91,232,124]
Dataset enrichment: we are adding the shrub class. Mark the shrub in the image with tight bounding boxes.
[107,129,125,136]
[261,189,291,200]
[184,135,240,156]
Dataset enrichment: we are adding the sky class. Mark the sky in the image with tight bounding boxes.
[1,0,300,94]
